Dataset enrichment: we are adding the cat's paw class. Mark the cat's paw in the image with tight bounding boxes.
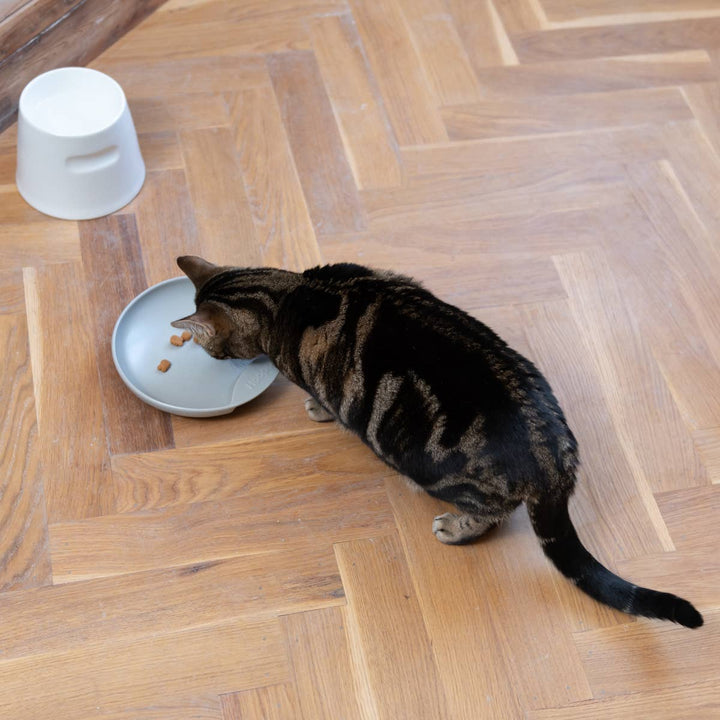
[304,397,334,422]
[432,513,465,544]
[432,512,493,545]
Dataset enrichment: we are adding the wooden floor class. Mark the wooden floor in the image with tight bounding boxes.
[1,0,719,717]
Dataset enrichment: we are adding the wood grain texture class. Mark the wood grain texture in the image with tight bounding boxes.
[512,16,720,62]
[79,214,174,455]
[23,262,114,522]
[230,83,321,270]
[445,0,520,71]
[221,683,303,720]
[310,13,403,189]
[573,609,720,695]
[110,428,390,513]
[0,617,288,720]
[529,679,720,720]
[0,269,25,314]
[348,0,447,146]
[443,87,692,140]
[49,475,394,582]
[130,169,202,285]
[180,126,260,264]
[267,51,366,235]
[0,546,342,660]
[335,533,451,720]
[283,607,365,720]
[0,313,50,591]
[397,0,483,105]
[555,250,703,497]
[471,51,715,97]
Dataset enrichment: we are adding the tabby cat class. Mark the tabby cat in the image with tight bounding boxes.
[172,255,702,629]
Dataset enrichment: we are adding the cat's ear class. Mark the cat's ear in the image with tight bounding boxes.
[177,255,219,290]
[171,305,224,339]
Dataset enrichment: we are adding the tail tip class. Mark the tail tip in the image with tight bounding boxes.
[674,599,703,629]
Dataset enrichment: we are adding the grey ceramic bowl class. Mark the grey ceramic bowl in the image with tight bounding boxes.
[112,276,279,417]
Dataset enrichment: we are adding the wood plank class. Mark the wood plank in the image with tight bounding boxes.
[627,159,720,370]
[0,143,14,186]
[179,126,260,264]
[512,17,720,63]
[0,617,288,720]
[23,262,114,522]
[682,82,720,157]
[492,0,545,33]
[573,609,720,696]
[1,1,75,58]
[0,546,341,659]
[130,93,230,134]
[0,269,25,314]
[396,0,483,105]
[93,55,268,98]
[659,121,720,240]
[365,150,628,229]
[102,0,345,61]
[693,427,720,483]
[471,51,716,98]
[655,484,720,554]
[554,250,703,497]
[0,221,80,270]
[445,0,520,71]
[131,169,202,286]
[0,313,50,591]
[442,87,692,140]
[221,683,303,720]
[542,0,720,25]
[0,186,60,224]
[599,196,720,433]
[0,0,168,132]
[267,51,366,235]
[334,533,451,719]
[384,479,534,718]
[348,0,447,145]
[138,130,184,171]
[111,427,390,513]
[49,475,394,582]
[310,13,403,190]
[403,126,666,177]
[529,679,720,720]
[230,83,321,270]
[283,607,365,720]
[79,213,174,456]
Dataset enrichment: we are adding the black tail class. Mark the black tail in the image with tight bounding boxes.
[527,494,703,629]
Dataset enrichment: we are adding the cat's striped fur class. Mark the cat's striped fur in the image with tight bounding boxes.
[173,256,703,629]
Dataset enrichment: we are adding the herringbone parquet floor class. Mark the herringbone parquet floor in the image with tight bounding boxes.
[1,1,719,718]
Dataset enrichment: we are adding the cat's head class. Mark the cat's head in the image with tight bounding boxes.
[171,256,269,360]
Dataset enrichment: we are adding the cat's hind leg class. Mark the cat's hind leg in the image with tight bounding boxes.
[431,494,521,545]
[432,513,498,545]
[304,396,334,422]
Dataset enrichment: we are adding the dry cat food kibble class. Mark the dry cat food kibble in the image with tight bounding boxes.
[181,330,192,342]
[157,359,171,373]
[170,334,184,346]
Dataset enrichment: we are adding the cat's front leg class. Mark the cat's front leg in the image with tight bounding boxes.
[304,396,334,422]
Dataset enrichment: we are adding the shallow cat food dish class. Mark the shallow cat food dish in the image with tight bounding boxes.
[112,277,279,417]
